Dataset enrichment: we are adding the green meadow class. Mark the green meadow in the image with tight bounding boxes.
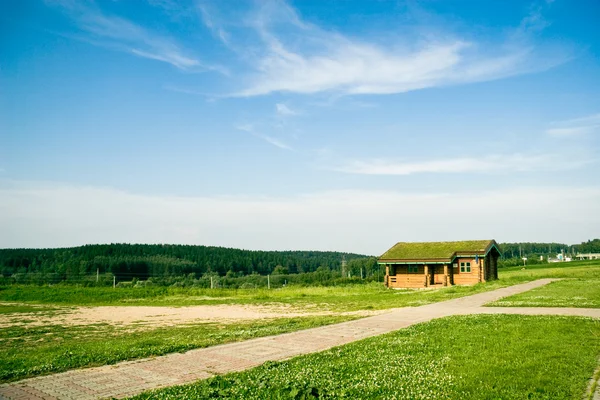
[0,259,599,393]
[490,278,600,308]
[132,315,600,400]
[0,315,355,383]
[1,259,599,311]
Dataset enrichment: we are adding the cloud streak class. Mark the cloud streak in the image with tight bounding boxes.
[275,103,297,116]
[546,112,600,137]
[235,124,293,150]
[229,1,570,96]
[333,153,590,175]
[47,0,217,71]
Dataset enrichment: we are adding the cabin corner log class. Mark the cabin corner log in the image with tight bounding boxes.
[443,264,449,286]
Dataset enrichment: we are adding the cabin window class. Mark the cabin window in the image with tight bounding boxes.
[453,263,458,269]
[460,262,471,273]
[408,265,418,273]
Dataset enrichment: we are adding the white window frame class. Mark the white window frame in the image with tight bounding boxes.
[460,262,472,273]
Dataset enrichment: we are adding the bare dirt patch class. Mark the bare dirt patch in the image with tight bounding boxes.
[0,302,383,329]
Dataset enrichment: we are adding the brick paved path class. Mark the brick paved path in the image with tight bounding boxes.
[1,278,599,400]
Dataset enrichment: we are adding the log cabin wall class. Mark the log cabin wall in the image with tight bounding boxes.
[452,257,483,285]
[387,265,428,288]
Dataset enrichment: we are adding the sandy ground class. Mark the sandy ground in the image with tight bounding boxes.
[0,302,383,329]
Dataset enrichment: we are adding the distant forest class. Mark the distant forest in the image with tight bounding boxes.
[500,239,600,258]
[0,244,375,281]
[0,240,598,283]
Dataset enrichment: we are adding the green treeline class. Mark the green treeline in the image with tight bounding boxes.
[500,239,600,258]
[0,244,376,283]
[1,240,598,286]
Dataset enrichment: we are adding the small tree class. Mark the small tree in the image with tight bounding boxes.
[272,265,288,275]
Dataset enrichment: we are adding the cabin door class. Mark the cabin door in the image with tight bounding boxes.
[430,266,436,285]
[432,266,443,285]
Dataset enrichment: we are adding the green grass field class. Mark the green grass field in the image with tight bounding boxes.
[1,260,598,312]
[0,315,355,383]
[499,260,600,280]
[131,314,600,400]
[0,283,503,311]
[489,278,600,308]
[0,303,63,314]
[1,260,599,386]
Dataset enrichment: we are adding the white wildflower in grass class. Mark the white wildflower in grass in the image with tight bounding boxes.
[488,279,600,309]
[131,315,600,400]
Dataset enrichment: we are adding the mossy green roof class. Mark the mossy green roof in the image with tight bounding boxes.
[379,240,495,261]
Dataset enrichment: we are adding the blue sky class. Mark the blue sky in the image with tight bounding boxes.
[1,0,599,254]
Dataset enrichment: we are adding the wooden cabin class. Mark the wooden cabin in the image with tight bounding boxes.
[378,240,501,288]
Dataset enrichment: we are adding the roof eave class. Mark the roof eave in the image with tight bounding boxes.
[378,257,452,264]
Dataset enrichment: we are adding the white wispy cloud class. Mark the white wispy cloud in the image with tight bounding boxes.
[47,0,216,71]
[162,85,212,96]
[198,3,231,46]
[234,124,292,150]
[129,49,199,70]
[230,1,569,96]
[555,113,600,126]
[546,126,598,137]
[234,123,254,133]
[546,112,600,137]
[333,153,590,175]
[2,181,599,253]
[255,135,292,150]
[275,103,297,116]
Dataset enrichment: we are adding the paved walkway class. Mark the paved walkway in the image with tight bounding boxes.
[1,279,599,400]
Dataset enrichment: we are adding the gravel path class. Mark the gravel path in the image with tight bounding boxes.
[1,278,599,400]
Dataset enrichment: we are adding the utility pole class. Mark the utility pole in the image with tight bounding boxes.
[341,256,347,278]
[113,275,116,288]
[96,268,99,283]
[267,275,270,289]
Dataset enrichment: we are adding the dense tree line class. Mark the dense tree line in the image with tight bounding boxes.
[1,240,598,285]
[500,239,600,259]
[574,239,600,253]
[0,244,375,282]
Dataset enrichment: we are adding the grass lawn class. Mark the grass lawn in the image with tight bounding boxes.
[489,278,600,308]
[499,261,600,281]
[1,260,599,384]
[0,283,506,311]
[131,314,600,400]
[0,315,355,383]
[1,260,599,312]
[0,303,63,314]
